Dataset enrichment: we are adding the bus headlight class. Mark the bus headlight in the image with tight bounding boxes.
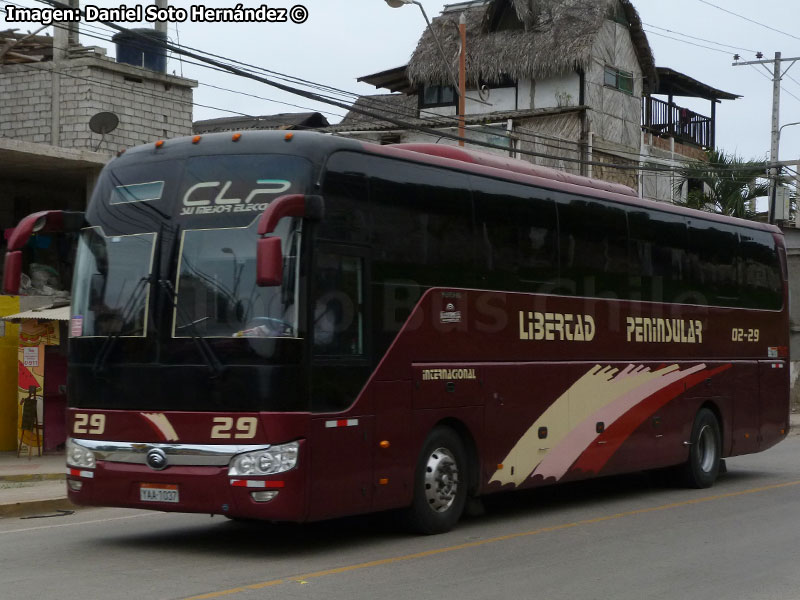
[66,438,96,469]
[228,441,299,476]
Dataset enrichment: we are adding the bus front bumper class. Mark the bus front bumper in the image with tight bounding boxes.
[65,438,307,521]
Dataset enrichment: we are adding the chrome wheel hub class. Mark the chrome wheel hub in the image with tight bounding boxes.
[424,447,459,512]
[697,424,717,473]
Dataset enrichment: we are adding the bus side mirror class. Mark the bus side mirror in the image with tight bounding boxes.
[6,210,85,251]
[256,194,323,287]
[3,209,86,295]
[256,237,283,287]
[3,251,22,295]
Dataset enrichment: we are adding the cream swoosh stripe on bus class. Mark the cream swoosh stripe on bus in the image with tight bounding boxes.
[140,413,180,442]
[490,363,705,486]
[531,364,706,481]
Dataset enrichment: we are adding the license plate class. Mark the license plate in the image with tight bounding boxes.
[140,483,179,503]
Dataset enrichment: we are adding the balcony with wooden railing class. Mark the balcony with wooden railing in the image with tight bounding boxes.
[642,96,714,149]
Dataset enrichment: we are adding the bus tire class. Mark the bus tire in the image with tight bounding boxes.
[406,427,468,535]
[681,408,721,489]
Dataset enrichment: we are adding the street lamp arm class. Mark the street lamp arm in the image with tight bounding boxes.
[398,0,460,94]
[779,121,800,136]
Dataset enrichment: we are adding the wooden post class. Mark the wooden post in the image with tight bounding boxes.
[710,99,716,149]
[667,94,674,136]
[458,13,466,147]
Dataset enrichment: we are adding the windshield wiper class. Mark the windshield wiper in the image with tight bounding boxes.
[159,279,224,378]
[92,275,151,377]
[175,316,210,330]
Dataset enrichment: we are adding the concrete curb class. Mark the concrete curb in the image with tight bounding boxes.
[0,473,66,483]
[0,497,76,519]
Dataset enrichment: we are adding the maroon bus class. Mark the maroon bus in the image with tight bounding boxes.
[4,131,789,533]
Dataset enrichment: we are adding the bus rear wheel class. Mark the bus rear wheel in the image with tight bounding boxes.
[406,427,468,535]
[681,408,721,489]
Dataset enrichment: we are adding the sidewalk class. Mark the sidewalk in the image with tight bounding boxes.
[2,413,800,518]
[0,450,71,518]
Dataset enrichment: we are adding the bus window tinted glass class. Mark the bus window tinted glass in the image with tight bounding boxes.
[557,197,629,298]
[739,229,782,309]
[473,177,558,292]
[686,219,739,307]
[628,209,688,303]
[368,156,473,286]
[319,157,370,244]
[313,252,365,357]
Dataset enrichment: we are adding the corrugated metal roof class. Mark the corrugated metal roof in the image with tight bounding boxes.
[1,305,70,322]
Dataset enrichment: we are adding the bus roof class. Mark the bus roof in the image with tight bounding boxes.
[113,131,781,236]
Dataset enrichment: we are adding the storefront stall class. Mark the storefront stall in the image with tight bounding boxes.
[1,304,69,456]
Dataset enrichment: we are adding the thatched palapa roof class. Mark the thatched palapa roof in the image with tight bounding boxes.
[407,0,656,91]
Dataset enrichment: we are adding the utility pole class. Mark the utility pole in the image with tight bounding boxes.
[154,0,169,35]
[733,52,799,223]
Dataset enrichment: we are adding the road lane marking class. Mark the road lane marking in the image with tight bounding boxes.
[183,478,800,600]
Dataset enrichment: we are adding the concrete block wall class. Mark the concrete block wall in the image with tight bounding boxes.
[0,55,196,152]
[0,65,53,143]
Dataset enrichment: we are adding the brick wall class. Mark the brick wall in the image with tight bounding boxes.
[649,134,708,161]
[0,66,53,143]
[0,55,196,151]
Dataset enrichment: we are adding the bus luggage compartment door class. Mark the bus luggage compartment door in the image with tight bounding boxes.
[308,415,373,521]
[759,360,789,450]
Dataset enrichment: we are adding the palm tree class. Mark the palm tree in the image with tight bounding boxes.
[673,149,769,220]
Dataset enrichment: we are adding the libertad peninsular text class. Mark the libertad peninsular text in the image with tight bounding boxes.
[4,4,310,25]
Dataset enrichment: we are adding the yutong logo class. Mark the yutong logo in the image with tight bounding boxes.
[180,179,291,216]
[146,448,168,471]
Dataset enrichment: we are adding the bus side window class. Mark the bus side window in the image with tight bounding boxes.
[313,252,365,357]
[472,178,558,293]
[628,209,688,304]
[686,220,740,307]
[557,198,629,298]
[739,229,782,310]
[318,164,369,244]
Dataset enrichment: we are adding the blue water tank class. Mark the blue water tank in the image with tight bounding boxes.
[112,29,167,73]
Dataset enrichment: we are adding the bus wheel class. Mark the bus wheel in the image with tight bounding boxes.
[406,427,468,535]
[681,408,722,489]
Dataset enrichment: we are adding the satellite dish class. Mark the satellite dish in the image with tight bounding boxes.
[479,85,490,102]
[89,112,119,152]
[89,112,119,135]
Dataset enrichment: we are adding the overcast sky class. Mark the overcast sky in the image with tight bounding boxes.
[3,0,800,164]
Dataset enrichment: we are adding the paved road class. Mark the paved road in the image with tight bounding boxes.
[4,436,800,600]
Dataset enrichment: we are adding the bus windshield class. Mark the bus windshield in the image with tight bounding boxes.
[173,217,301,338]
[71,228,156,337]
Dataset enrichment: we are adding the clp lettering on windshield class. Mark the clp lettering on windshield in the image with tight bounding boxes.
[180,179,292,215]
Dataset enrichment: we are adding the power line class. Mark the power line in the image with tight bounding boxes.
[4,0,771,175]
[1,0,722,164]
[5,2,518,149]
[641,22,758,54]
[696,0,800,42]
[643,27,738,55]
[16,0,621,168]
[747,63,800,106]
[1,0,352,120]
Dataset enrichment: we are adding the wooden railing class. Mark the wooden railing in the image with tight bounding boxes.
[642,96,712,148]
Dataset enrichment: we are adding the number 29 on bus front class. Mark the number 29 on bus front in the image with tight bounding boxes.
[210,416,257,439]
